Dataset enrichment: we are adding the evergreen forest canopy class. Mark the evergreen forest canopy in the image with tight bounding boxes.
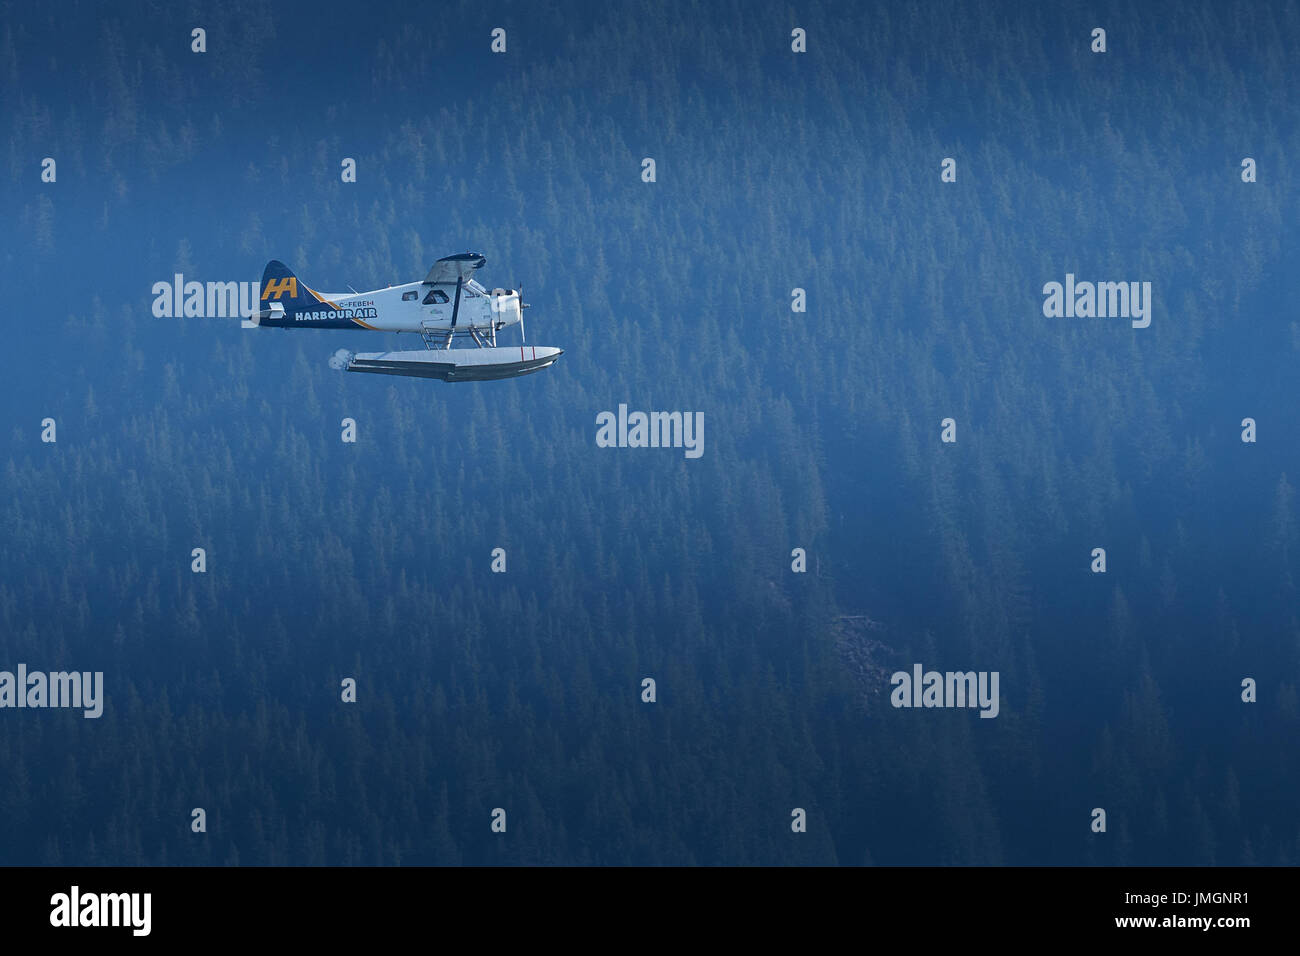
[0,0,1297,865]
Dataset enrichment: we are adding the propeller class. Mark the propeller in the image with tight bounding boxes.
[517,284,525,343]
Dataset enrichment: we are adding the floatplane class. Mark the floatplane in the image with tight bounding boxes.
[243,253,562,381]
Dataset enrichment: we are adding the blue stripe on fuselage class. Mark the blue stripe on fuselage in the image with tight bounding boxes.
[264,305,379,328]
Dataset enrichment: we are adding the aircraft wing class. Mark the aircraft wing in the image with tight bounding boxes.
[424,252,486,285]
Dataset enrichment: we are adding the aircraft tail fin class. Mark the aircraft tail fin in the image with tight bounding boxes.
[259,260,325,316]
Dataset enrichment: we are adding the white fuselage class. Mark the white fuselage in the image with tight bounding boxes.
[315,278,523,333]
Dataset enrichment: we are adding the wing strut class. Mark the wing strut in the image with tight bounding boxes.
[450,275,464,329]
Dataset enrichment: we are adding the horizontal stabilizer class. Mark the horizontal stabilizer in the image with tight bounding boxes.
[242,301,284,328]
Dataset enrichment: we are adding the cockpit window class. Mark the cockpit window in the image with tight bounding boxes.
[423,289,450,305]
[402,290,418,301]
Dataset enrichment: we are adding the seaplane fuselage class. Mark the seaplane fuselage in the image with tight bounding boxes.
[251,257,522,334]
[244,253,560,382]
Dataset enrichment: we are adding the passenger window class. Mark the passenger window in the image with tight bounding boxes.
[402,290,418,301]
[423,289,450,305]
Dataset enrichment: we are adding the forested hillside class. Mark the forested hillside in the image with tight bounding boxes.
[0,0,1296,864]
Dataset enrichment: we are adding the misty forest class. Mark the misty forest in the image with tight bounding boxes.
[1,0,1298,865]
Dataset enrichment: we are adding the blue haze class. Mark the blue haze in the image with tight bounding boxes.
[0,0,1297,864]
